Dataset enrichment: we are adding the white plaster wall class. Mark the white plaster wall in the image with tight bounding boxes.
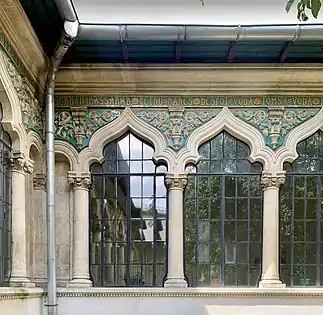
[0,297,44,315]
[57,295,323,315]
[55,160,72,284]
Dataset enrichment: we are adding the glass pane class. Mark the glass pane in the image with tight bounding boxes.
[185,131,262,288]
[89,132,166,287]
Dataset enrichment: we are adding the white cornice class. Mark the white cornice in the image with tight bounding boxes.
[55,63,323,96]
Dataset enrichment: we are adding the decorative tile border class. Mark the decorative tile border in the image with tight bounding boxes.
[56,289,323,299]
[54,95,323,108]
[233,108,318,150]
[54,108,121,150]
[136,109,219,151]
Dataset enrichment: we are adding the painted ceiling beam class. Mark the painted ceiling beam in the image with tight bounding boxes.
[227,42,237,62]
[280,42,292,63]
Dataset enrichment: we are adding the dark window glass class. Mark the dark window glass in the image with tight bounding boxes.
[0,105,12,286]
[89,133,167,287]
[281,130,323,287]
[184,131,262,287]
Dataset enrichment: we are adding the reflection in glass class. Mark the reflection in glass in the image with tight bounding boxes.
[0,105,12,286]
[281,131,323,287]
[184,131,262,287]
[89,133,167,287]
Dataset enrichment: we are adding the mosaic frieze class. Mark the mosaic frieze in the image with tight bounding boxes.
[55,95,323,108]
[136,109,219,151]
[233,108,318,150]
[54,109,121,151]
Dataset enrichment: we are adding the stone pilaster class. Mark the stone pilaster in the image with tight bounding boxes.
[258,173,286,288]
[10,155,35,287]
[67,172,92,287]
[164,173,188,288]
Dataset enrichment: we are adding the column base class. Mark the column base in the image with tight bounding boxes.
[164,278,188,288]
[67,278,93,288]
[10,277,35,287]
[258,279,286,288]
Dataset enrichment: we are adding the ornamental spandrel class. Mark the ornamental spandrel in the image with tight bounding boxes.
[136,108,219,151]
[54,108,120,151]
[233,108,318,150]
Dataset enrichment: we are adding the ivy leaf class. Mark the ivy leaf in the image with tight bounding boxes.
[286,0,296,12]
[311,0,322,18]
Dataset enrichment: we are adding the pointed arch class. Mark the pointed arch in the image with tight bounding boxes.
[275,107,323,167]
[0,50,27,155]
[78,108,176,173]
[176,107,275,173]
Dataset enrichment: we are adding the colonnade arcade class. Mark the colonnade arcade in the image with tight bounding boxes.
[1,74,323,289]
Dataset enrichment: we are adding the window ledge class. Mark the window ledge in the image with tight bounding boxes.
[57,287,323,298]
[0,287,43,300]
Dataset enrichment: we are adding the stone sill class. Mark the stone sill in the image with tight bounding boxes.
[2,287,323,299]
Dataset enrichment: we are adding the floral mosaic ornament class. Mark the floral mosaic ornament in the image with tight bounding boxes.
[55,109,121,151]
[233,108,318,150]
[136,109,219,151]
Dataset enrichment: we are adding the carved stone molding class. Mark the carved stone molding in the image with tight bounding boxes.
[261,174,285,189]
[136,108,218,151]
[33,173,46,190]
[55,108,121,151]
[0,49,43,136]
[68,173,91,190]
[11,157,33,174]
[165,173,188,190]
[233,108,318,150]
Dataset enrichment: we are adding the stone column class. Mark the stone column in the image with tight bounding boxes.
[258,173,286,288]
[10,155,34,286]
[164,173,188,288]
[67,173,92,287]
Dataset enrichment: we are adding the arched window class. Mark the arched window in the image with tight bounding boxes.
[89,133,167,287]
[184,131,262,287]
[0,105,12,285]
[281,131,323,287]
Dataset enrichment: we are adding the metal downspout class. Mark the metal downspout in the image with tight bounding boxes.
[45,19,78,315]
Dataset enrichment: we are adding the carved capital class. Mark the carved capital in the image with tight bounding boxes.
[11,157,33,174]
[261,175,285,189]
[165,173,188,190]
[68,175,91,190]
[33,173,46,190]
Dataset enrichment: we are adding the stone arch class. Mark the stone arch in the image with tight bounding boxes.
[275,107,323,168]
[27,131,44,173]
[0,51,27,155]
[55,140,79,171]
[176,107,276,173]
[78,108,176,173]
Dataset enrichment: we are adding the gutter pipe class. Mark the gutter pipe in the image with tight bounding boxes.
[77,23,323,41]
[45,19,78,315]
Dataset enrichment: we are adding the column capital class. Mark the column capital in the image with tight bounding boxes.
[165,173,188,190]
[11,156,33,174]
[68,172,91,190]
[261,172,285,189]
[33,173,46,190]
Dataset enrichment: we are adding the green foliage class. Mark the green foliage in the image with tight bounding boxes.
[286,0,322,21]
